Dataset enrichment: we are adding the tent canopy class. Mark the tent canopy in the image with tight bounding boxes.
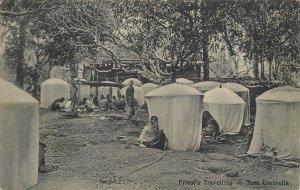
[248,86,300,159]
[204,87,245,104]
[203,87,245,134]
[256,86,300,103]
[0,79,38,104]
[175,78,194,85]
[120,85,145,106]
[146,83,201,97]
[192,81,221,93]
[145,84,204,151]
[40,78,70,108]
[0,79,39,190]
[122,78,142,86]
[222,82,248,92]
[222,82,250,126]
[141,83,159,96]
[41,78,70,86]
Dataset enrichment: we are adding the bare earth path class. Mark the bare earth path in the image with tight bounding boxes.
[29,109,299,190]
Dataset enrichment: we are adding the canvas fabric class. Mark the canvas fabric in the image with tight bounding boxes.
[248,86,300,159]
[145,84,204,151]
[0,79,39,190]
[40,78,70,108]
[204,88,245,135]
[141,83,159,96]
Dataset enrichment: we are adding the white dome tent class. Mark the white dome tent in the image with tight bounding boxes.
[141,83,159,95]
[40,78,70,108]
[248,86,300,159]
[222,82,251,126]
[175,78,194,86]
[0,79,39,190]
[192,81,221,93]
[203,87,245,135]
[120,85,145,106]
[122,78,142,86]
[145,84,204,151]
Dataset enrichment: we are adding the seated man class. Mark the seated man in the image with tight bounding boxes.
[202,111,224,141]
[138,116,167,150]
[50,97,65,111]
[99,96,109,111]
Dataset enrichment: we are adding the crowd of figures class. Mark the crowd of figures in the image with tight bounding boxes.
[50,81,139,119]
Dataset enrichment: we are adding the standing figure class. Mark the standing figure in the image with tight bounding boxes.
[125,80,135,119]
[70,82,79,113]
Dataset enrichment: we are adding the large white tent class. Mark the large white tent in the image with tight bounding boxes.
[120,85,145,106]
[175,78,194,86]
[248,86,300,159]
[141,83,159,95]
[40,78,70,108]
[203,87,245,135]
[192,81,221,93]
[0,79,39,190]
[222,82,250,126]
[122,78,142,86]
[145,84,204,151]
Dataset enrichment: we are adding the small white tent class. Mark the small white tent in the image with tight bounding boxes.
[175,78,194,86]
[145,84,204,151]
[0,79,39,190]
[248,86,300,159]
[122,78,142,86]
[222,82,250,126]
[141,83,159,95]
[120,85,145,106]
[203,87,245,135]
[40,78,70,108]
[192,81,221,93]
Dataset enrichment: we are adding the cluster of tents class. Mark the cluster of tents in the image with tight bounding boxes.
[0,77,300,189]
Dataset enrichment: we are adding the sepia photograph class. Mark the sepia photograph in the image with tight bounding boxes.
[0,0,299,189]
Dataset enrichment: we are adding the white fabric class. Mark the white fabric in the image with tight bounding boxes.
[122,78,142,86]
[97,86,119,98]
[0,79,39,190]
[120,85,145,106]
[40,78,70,108]
[223,83,251,126]
[175,78,194,86]
[192,81,221,93]
[145,84,204,151]
[141,83,159,95]
[204,87,245,135]
[248,86,300,159]
[77,84,90,102]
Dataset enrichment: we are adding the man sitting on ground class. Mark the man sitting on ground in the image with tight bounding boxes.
[50,97,65,111]
[138,116,167,150]
[99,95,109,111]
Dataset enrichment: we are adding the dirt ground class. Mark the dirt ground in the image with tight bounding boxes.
[29,108,299,190]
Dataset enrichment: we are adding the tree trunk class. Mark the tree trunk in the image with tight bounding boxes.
[253,53,259,80]
[15,18,27,88]
[260,56,265,79]
[202,33,209,80]
[268,56,272,81]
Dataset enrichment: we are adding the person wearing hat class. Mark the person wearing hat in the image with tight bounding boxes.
[138,116,167,150]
